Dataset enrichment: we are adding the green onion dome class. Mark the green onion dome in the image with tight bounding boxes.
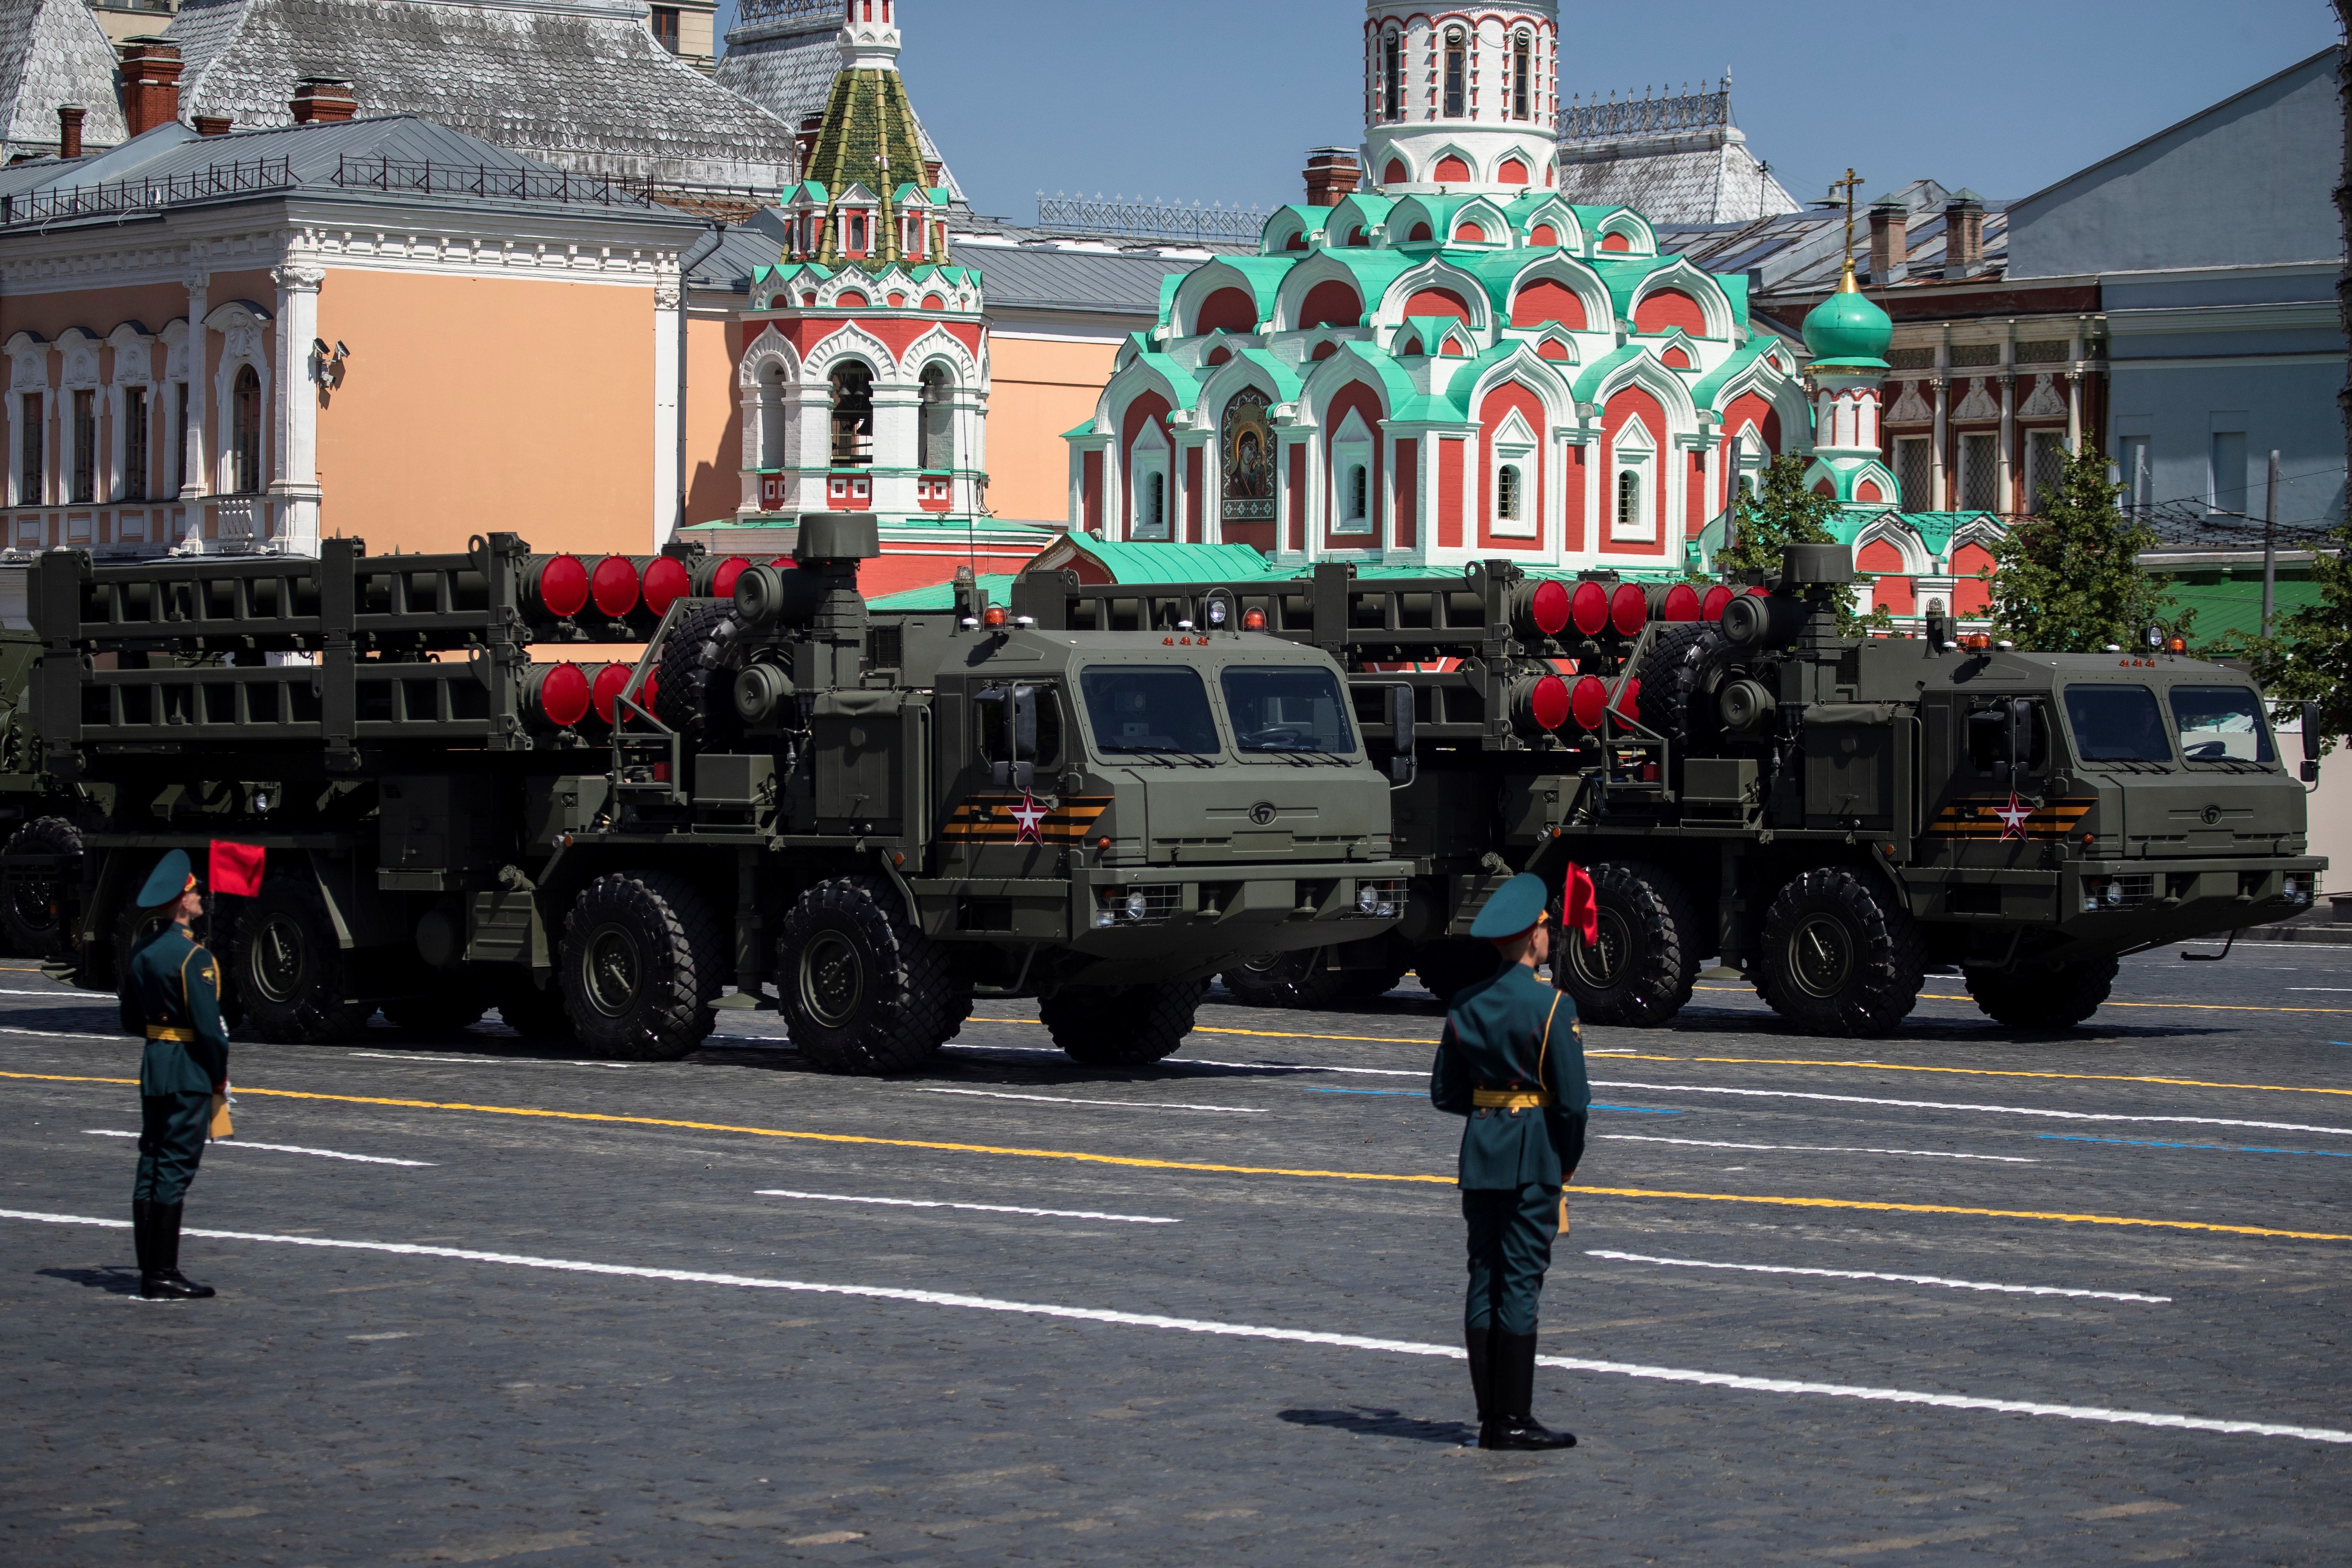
[1802,265,1893,370]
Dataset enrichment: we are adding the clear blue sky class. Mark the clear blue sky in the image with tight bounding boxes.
[717,1,2341,221]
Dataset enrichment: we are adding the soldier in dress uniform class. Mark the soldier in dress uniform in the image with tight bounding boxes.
[119,850,229,1301]
[1429,871,1589,1450]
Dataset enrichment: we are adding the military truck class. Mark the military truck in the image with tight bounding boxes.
[1004,544,2324,1036]
[0,625,95,956]
[24,518,1408,1068]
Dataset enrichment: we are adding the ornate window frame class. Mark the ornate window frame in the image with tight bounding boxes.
[1611,415,1655,542]
[1488,408,1538,539]
[1329,407,1374,536]
[205,301,273,499]
[1127,416,1171,541]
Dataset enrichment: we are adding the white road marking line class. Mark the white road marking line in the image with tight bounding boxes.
[915,1087,1265,1115]
[1599,1134,2038,1163]
[80,1130,433,1167]
[1589,1079,2352,1138]
[0,1023,113,1040]
[2288,988,2352,993]
[1584,1250,2172,1304]
[0,989,114,1004]
[755,1189,1179,1224]
[1,1208,2328,1444]
[342,1052,631,1071]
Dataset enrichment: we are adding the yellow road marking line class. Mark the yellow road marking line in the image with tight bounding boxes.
[6,1069,2347,1243]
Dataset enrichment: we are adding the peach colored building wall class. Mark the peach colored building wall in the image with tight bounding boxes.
[987,334,1118,524]
[316,268,657,558]
[684,312,741,527]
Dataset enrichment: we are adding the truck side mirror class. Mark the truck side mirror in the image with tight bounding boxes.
[1386,684,1417,786]
[2008,698,2038,784]
[1011,684,1038,791]
[2304,701,2324,782]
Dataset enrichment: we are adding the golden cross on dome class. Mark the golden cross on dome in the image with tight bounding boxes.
[1829,167,1865,289]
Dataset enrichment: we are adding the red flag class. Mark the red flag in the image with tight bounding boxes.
[209,841,266,897]
[1563,861,1599,947]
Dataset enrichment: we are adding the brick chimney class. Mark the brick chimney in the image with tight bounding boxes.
[117,39,183,139]
[1303,146,1360,207]
[922,159,942,188]
[1868,197,1907,285]
[56,106,84,160]
[193,114,233,138]
[290,78,357,124]
[1942,190,1986,281]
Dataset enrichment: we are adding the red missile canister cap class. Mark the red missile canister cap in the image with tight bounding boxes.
[1570,580,1611,637]
[1609,582,1647,637]
[1570,674,1608,731]
[589,555,641,618]
[530,554,589,619]
[1528,579,1571,637]
[1528,674,1571,730]
[532,663,591,729]
[590,662,634,725]
[709,556,751,599]
[1615,677,1642,725]
[641,556,692,618]
[1662,583,1701,622]
[1700,585,1734,620]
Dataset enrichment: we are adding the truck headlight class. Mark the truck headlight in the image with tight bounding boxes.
[1125,888,1149,921]
[1357,883,1380,915]
[2284,875,2311,906]
[2105,881,2125,908]
[2082,878,2107,913]
[1093,907,1117,928]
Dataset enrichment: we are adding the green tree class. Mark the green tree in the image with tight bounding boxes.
[1716,453,1892,634]
[1985,445,2184,652]
[2246,518,2352,754]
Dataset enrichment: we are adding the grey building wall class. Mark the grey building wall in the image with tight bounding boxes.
[2007,49,2340,279]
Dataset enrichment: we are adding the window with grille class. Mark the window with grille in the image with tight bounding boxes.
[18,392,40,505]
[122,386,148,502]
[1617,469,1640,530]
[920,364,954,471]
[2025,431,2067,514]
[1381,31,1402,122]
[1512,33,1531,119]
[1894,436,1931,511]
[830,362,875,467]
[1444,30,1465,116]
[231,366,263,495]
[1348,464,1369,524]
[1142,471,1166,535]
[1498,463,1522,521]
[1958,431,1997,511]
[71,390,95,505]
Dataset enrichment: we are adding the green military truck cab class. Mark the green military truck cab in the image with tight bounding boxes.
[26,520,1405,1069]
[1014,544,2323,1036]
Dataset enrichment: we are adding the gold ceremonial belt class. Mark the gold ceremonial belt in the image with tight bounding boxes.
[145,1027,195,1042]
[1472,1088,1551,1110]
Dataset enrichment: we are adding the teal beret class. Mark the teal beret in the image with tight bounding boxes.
[136,849,195,909]
[1469,872,1550,940]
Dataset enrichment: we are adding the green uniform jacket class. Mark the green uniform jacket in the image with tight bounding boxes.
[1429,964,1589,1189]
[119,926,230,1098]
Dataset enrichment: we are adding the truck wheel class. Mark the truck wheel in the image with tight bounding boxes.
[382,989,490,1035]
[1219,947,1348,1010]
[1756,868,1925,1037]
[653,600,745,747]
[778,876,969,1075]
[1556,861,1699,1026]
[559,871,725,1061]
[227,876,372,1044]
[1041,979,1206,1067]
[1,815,80,957]
[1964,956,2119,1030]
[1413,940,1500,1005]
[1635,622,1728,745]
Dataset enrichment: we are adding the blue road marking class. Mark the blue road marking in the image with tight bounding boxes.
[1295,1087,1681,1114]
[2040,1133,2352,1159]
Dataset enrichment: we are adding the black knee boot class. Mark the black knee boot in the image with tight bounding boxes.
[1466,1326,1494,1442]
[1487,1332,1574,1451]
[140,1202,214,1301]
[132,1199,154,1279]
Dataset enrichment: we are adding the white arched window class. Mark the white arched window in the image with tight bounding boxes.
[1330,407,1374,537]
[1129,417,1171,541]
[830,361,874,467]
[1488,410,1537,538]
[757,360,787,470]
[1381,29,1403,122]
[1611,416,1655,542]
[1443,29,1466,117]
[1512,32,1532,119]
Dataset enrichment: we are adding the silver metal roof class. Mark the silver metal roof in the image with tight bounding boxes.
[163,0,802,193]
[0,0,129,157]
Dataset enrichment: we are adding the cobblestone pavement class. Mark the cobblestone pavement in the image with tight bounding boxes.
[4,943,2350,1565]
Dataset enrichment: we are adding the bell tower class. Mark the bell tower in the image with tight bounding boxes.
[1362,0,1559,195]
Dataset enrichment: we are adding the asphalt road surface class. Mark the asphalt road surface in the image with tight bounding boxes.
[5,941,2350,1565]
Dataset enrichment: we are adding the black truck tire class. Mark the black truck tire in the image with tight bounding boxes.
[496,975,576,1041]
[1220,946,1348,1010]
[227,876,372,1044]
[778,875,969,1075]
[2,815,81,958]
[1634,622,1728,745]
[1964,956,2119,1030]
[1755,867,1926,1037]
[1041,979,1206,1066]
[382,988,490,1035]
[654,600,745,746]
[1556,861,1700,1026]
[1413,940,1500,1004]
[559,871,725,1061]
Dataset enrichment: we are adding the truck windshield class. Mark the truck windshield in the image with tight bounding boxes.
[1078,666,1222,755]
[1220,666,1356,754]
[2061,684,2174,763]
[2169,685,2275,763]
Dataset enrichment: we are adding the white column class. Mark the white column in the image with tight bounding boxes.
[652,268,680,547]
[2064,372,2082,452]
[1929,375,1948,510]
[868,381,921,516]
[269,257,324,555]
[180,269,209,556]
[1996,372,2015,514]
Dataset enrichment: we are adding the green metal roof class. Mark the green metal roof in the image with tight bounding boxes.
[867,573,1021,611]
[1054,539,1284,583]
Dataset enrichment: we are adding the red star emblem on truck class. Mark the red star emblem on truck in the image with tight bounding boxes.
[1009,791,1049,844]
[1993,792,2034,840]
